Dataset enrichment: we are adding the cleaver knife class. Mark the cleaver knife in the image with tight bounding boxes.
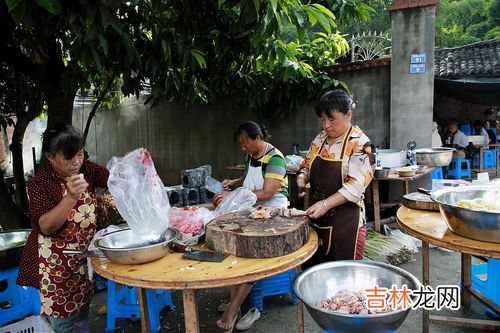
[183,249,229,262]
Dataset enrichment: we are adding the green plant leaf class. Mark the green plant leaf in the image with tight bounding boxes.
[34,0,61,15]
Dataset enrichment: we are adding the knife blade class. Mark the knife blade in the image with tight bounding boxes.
[182,249,228,262]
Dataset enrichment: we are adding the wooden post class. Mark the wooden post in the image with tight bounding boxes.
[183,289,199,333]
[137,287,151,333]
[296,267,304,333]
[422,241,430,333]
[372,179,381,232]
[461,253,472,307]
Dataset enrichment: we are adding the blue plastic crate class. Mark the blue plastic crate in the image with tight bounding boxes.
[0,267,40,326]
[471,258,499,317]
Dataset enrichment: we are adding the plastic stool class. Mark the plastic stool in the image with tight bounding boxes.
[106,281,174,332]
[250,269,297,311]
[460,124,472,135]
[471,258,499,318]
[430,167,444,190]
[0,267,40,326]
[95,274,108,291]
[446,158,471,179]
[473,150,497,169]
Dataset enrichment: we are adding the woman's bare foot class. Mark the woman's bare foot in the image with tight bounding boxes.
[216,307,239,332]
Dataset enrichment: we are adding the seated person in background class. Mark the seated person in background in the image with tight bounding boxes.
[473,120,490,145]
[483,120,497,144]
[446,121,468,158]
[432,121,442,147]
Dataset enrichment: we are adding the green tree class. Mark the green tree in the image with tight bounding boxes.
[435,0,494,47]
[1,0,371,229]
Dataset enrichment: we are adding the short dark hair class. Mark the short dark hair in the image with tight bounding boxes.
[234,121,269,141]
[315,89,353,117]
[42,124,84,159]
[473,120,482,128]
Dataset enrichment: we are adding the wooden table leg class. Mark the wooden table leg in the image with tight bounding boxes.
[372,180,381,233]
[403,181,409,195]
[183,289,199,333]
[297,299,304,333]
[296,267,304,333]
[137,287,151,333]
[422,241,430,333]
[461,253,472,307]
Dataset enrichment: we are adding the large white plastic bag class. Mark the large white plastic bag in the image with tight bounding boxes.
[107,148,170,236]
[214,187,257,216]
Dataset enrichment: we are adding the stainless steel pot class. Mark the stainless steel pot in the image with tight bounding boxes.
[0,229,31,270]
[431,185,500,243]
[415,147,455,167]
[293,260,421,332]
[95,227,180,264]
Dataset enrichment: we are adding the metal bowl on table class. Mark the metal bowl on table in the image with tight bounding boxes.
[415,147,455,167]
[374,167,391,178]
[430,186,500,243]
[95,227,180,264]
[293,260,421,332]
[0,229,31,270]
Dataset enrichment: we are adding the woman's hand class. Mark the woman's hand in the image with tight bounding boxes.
[222,179,235,191]
[306,200,329,220]
[213,191,230,207]
[296,173,308,198]
[65,174,89,201]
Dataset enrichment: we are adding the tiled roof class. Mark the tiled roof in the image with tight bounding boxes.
[434,39,500,78]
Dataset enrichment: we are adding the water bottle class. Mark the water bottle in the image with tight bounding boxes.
[292,143,299,155]
[407,141,417,166]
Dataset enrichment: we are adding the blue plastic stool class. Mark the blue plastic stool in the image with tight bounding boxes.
[472,150,497,169]
[446,158,471,179]
[106,281,174,332]
[250,269,297,311]
[471,258,500,318]
[430,167,444,190]
[95,274,108,291]
[460,124,472,135]
[0,267,40,326]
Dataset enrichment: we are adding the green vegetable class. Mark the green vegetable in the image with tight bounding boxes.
[0,240,27,251]
[364,231,414,266]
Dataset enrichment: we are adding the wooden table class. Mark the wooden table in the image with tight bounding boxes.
[91,230,318,333]
[371,167,435,232]
[473,143,500,175]
[396,206,500,333]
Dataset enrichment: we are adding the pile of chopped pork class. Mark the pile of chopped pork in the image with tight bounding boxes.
[317,290,390,315]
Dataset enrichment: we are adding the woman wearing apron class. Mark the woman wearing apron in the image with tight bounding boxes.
[297,89,375,268]
[213,121,288,332]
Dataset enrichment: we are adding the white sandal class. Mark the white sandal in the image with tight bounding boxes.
[235,307,261,331]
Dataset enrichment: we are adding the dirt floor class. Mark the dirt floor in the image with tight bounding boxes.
[88,247,496,333]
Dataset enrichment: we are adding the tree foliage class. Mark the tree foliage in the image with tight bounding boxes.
[435,0,498,47]
[0,0,374,124]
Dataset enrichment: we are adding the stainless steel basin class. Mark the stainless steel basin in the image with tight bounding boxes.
[431,185,500,243]
[415,147,455,167]
[95,227,180,264]
[293,260,421,332]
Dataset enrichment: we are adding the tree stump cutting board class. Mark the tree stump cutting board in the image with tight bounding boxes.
[205,209,310,258]
[402,192,439,211]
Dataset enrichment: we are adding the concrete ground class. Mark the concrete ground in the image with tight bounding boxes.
[88,247,496,333]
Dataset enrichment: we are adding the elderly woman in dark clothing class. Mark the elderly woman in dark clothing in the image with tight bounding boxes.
[17,124,109,333]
